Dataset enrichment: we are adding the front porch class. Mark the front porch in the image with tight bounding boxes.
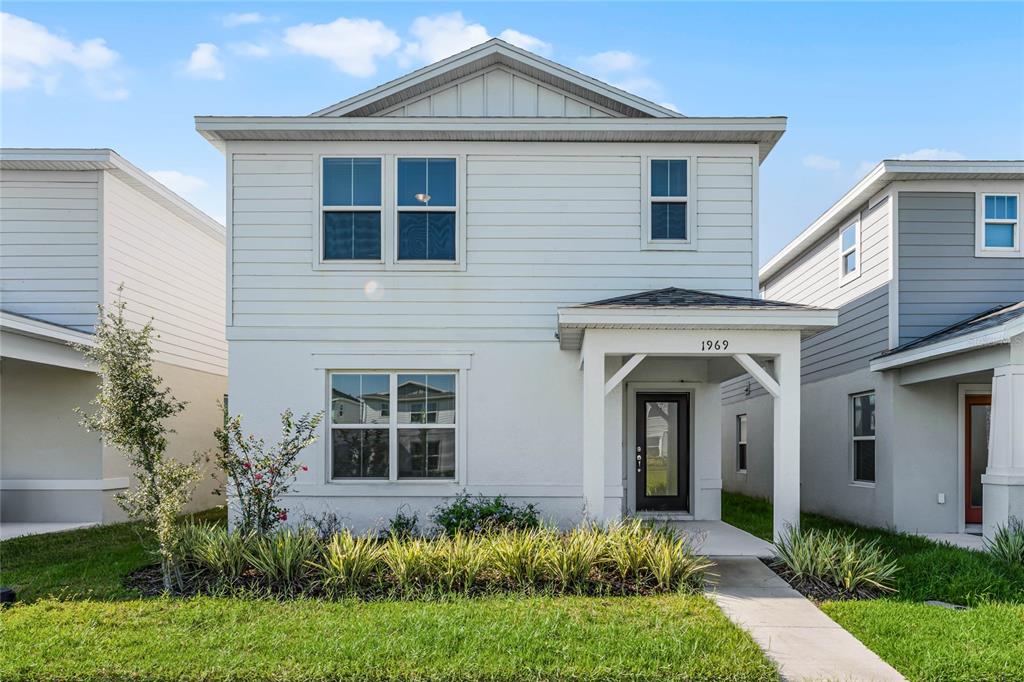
[558,288,838,541]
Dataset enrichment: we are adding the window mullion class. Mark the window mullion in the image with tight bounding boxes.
[389,373,398,481]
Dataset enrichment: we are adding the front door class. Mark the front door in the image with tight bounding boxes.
[965,394,992,524]
[635,393,689,511]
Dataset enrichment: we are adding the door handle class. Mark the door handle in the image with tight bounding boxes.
[636,453,642,473]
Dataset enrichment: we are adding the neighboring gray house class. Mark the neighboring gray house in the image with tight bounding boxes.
[0,149,227,533]
[722,160,1023,540]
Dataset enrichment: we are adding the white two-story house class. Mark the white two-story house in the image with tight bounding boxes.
[197,39,835,539]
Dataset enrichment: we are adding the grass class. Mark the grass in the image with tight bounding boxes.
[0,508,776,681]
[722,491,1024,681]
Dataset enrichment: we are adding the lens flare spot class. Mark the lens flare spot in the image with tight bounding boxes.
[363,279,383,300]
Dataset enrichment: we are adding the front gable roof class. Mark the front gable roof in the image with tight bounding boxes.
[312,39,681,119]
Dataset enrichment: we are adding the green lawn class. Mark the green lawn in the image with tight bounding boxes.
[0,509,776,682]
[722,492,1024,681]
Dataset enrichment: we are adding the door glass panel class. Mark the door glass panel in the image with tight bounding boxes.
[970,403,991,508]
[645,401,678,497]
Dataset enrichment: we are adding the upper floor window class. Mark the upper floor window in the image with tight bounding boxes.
[649,159,688,241]
[322,158,383,261]
[851,391,875,484]
[397,158,457,261]
[977,193,1019,256]
[839,220,859,282]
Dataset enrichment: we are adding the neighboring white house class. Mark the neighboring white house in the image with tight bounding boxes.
[0,148,227,529]
[722,160,1024,540]
[196,39,836,540]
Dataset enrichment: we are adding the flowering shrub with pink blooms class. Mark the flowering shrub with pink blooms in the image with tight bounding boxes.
[211,409,323,536]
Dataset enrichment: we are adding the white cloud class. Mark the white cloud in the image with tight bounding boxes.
[802,154,841,171]
[855,160,878,178]
[185,42,225,80]
[223,12,269,28]
[577,49,673,107]
[402,12,489,65]
[498,29,551,56]
[229,41,271,58]
[579,50,647,74]
[284,17,400,77]
[895,148,966,161]
[0,12,127,99]
[660,102,680,113]
[148,170,224,224]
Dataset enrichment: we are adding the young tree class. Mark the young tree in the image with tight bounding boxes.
[213,409,323,536]
[77,295,200,592]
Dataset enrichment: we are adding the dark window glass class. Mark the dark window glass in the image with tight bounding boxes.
[651,159,686,197]
[323,158,381,207]
[651,202,686,240]
[737,444,747,472]
[843,251,857,275]
[398,158,456,207]
[854,440,875,483]
[853,393,875,437]
[398,429,456,478]
[324,212,381,260]
[332,429,389,478]
[398,211,456,260]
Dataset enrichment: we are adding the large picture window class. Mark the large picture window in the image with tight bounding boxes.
[851,392,875,484]
[330,372,457,480]
[397,158,457,261]
[322,157,383,261]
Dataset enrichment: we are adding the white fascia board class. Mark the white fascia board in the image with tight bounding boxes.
[870,317,1024,372]
[760,159,1024,284]
[557,306,838,331]
[0,311,95,347]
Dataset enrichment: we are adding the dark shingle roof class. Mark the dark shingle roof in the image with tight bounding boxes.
[577,287,823,311]
[876,301,1024,358]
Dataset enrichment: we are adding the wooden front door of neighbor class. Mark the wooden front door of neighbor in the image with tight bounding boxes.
[635,394,689,512]
[965,394,992,524]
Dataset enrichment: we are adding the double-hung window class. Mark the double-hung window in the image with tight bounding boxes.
[648,159,689,242]
[330,372,457,480]
[851,392,875,484]
[736,414,748,473]
[397,158,457,261]
[322,158,383,261]
[840,220,859,281]
[978,193,1019,255]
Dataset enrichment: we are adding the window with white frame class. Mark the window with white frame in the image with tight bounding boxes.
[851,392,875,484]
[321,158,383,261]
[736,414,748,472]
[979,193,1019,253]
[840,221,859,280]
[649,159,688,241]
[329,372,456,480]
[397,158,457,261]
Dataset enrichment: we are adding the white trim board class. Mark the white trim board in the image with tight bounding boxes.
[0,477,129,491]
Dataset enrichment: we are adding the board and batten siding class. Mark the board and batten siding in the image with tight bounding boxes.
[897,191,1024,345]
[0,169,101,333]
[102,172,227,375]
[229,143,756,342]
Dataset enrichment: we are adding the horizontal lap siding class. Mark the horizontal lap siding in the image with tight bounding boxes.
[231,147,756,341]
[0,170,100,332]
[898,192,1024,345]
[103,173,227,374]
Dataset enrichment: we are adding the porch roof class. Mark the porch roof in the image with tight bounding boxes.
[556,287,836,350]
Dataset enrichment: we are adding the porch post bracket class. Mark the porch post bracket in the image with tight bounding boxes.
[605,354,647,395]
[733,353,781,398]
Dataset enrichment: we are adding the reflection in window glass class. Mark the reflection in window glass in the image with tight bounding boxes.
[331,374,390,424]
[852,392,875,483]
[324,212,381,260]
[651,203,686,240]
[397,212,456,260]
[397,374,456,424]
[397,158,456,207]
[645,401,678,497]
[323,158,381,207]
[398,429,456,478]
[651,159,687,197]
[332,429,389,478]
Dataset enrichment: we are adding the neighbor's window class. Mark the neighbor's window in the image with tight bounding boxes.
[649,159,688,241]
[851,392,875,483]
[330,372,456,480]
[736,414,748,472]
[981,194,1019,251]
[397,158,457,261]
[322,158,383,261]
[840,221,859,280]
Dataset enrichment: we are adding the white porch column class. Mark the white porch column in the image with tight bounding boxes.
[773,334,802,542]
[581,339,606,522]
[982,355,1024,540]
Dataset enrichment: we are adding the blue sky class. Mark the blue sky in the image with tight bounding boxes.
[3,2,1022,263]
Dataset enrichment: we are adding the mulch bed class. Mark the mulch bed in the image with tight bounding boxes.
[760,558,886,602]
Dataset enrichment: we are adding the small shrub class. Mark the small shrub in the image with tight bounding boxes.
[425,533,489,593]
[544,526,607,593]
[181,523,251,583]
[245,528,320,592]
[432,493,540,536]
[605,519,653,585]
[313,530,383,595]
[773,526,900,598]
[388,506,420,540]
[645,531,712,593]
[987,518,1024,565]
[382,537,433,595]
[487,528,552,589]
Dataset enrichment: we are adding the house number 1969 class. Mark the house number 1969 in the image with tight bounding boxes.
[700,339,729,351]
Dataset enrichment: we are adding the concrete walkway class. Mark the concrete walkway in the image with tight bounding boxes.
[920,532,985,551]
[669,520,775,557]
[707,557,906,682]
[0,521,95,541]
